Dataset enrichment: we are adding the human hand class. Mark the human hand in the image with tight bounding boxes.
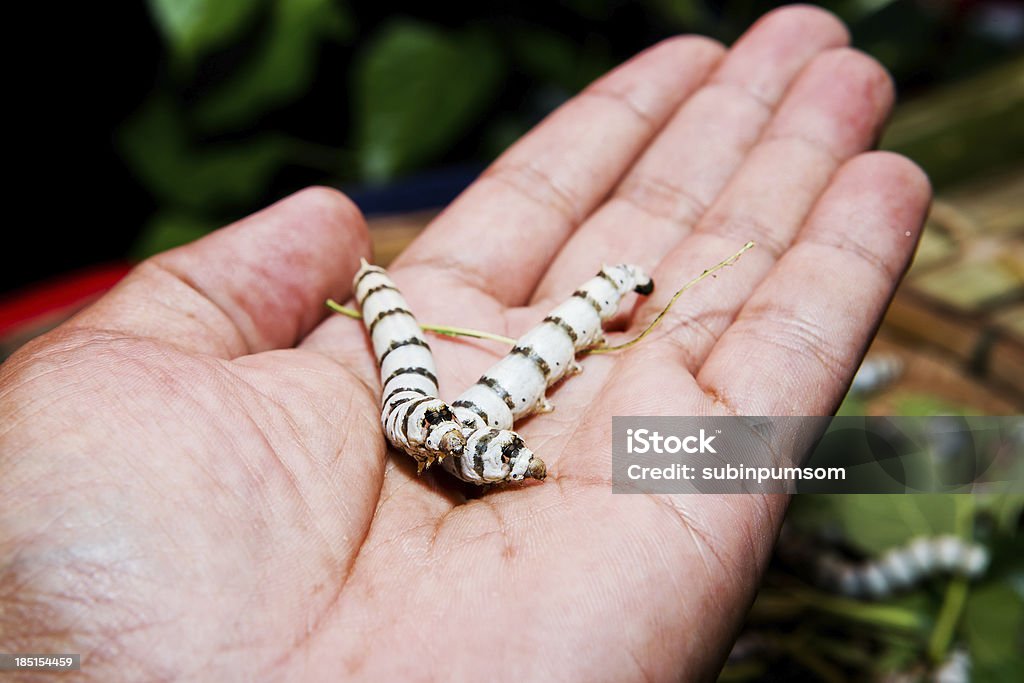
[0,6,929,680]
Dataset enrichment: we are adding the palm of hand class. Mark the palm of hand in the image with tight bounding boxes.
[1,8,930,681]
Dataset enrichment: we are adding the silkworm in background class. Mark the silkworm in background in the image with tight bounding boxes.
[848,352,904,396]
[778,529,990,600]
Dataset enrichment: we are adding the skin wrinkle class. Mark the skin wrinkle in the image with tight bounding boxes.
[612,173,710,227]
[758,128,846,168]
[144,259,256,356]
[699,79,775,118]
[732,302,851,383]
[482,160,586,227]
[802,233,905,282]
[638,305,725,373]
[236,379,356,523]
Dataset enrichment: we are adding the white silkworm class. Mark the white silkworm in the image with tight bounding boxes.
[353,260,466,470]
[933,647,970,683]
[441,264,653,485]
[848,353,904,396]
[354,260,542,485]
[798,534,990,600]
[450,264,653,431]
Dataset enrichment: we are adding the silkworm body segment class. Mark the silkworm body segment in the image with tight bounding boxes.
[441,427,545,485]
[451,264,653,433]
[354,260,465,469]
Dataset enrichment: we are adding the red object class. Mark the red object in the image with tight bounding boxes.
[0,262,133,338]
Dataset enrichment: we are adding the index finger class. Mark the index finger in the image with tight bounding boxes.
[390,35,725,314]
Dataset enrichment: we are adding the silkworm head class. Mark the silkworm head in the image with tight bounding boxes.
[503,435,543,482]
[438,428,466,458]
[634,277,654,296]
[526,456,547,481]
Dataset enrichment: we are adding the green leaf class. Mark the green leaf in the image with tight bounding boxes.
[195,0,353,130]
[147,0,264,62]
[963,583,1024,682]
[120,96,288,211]
[132,212,217,259]
[644,0,709,29]
[889,392,978,416]
[509,28,612,94]
[354,20,503,181]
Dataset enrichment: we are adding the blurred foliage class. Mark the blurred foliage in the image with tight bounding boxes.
[751,491,1024,681]
[124,0,1023,257]
[355,21,503,180]
[732,392,1024,680]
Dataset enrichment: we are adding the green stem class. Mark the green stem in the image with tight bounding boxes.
[582,241,755,355]
[927,495,976,662]
[325,299,518,345]
[778,635,846,683]
[783,587,927,632]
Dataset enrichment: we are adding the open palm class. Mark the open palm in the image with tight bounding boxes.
[0,8,930,681]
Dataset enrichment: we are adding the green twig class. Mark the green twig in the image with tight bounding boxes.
[326,242,755,354]
[782,587,927,632]
[325,299,517,345]
[582,241,756,355]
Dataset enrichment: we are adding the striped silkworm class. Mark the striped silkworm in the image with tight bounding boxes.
[353,260,466,471]
[440,264,653,485]
[932,647,970,683]
[450,264,653,432]
[778,530,990,600]
[353,260,540,485]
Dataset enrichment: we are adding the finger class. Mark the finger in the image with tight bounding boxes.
[630,46,894,372]
[530,5,850,303]
[696,152,931,414]
[69,187,370,358]
[390,35,725,313]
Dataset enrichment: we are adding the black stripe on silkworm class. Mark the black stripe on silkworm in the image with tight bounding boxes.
[572,289,603,316]
[383,366,438,389]
[474,430,499,476]
[543,315,578,343]
[511,345,551,379]
[382,386,428,406]
[401,396,435,440]
[478,376,516,411]
[452,399,489,427]
[354,265,387,290]
[634,278,654,295]
[502,435,526,463]
[368,308,415,336]
[379,337,431,366]
[358,283,399,305]
[596,269,619,288]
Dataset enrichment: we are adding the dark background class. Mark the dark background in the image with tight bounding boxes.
[6,0,1022,294]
